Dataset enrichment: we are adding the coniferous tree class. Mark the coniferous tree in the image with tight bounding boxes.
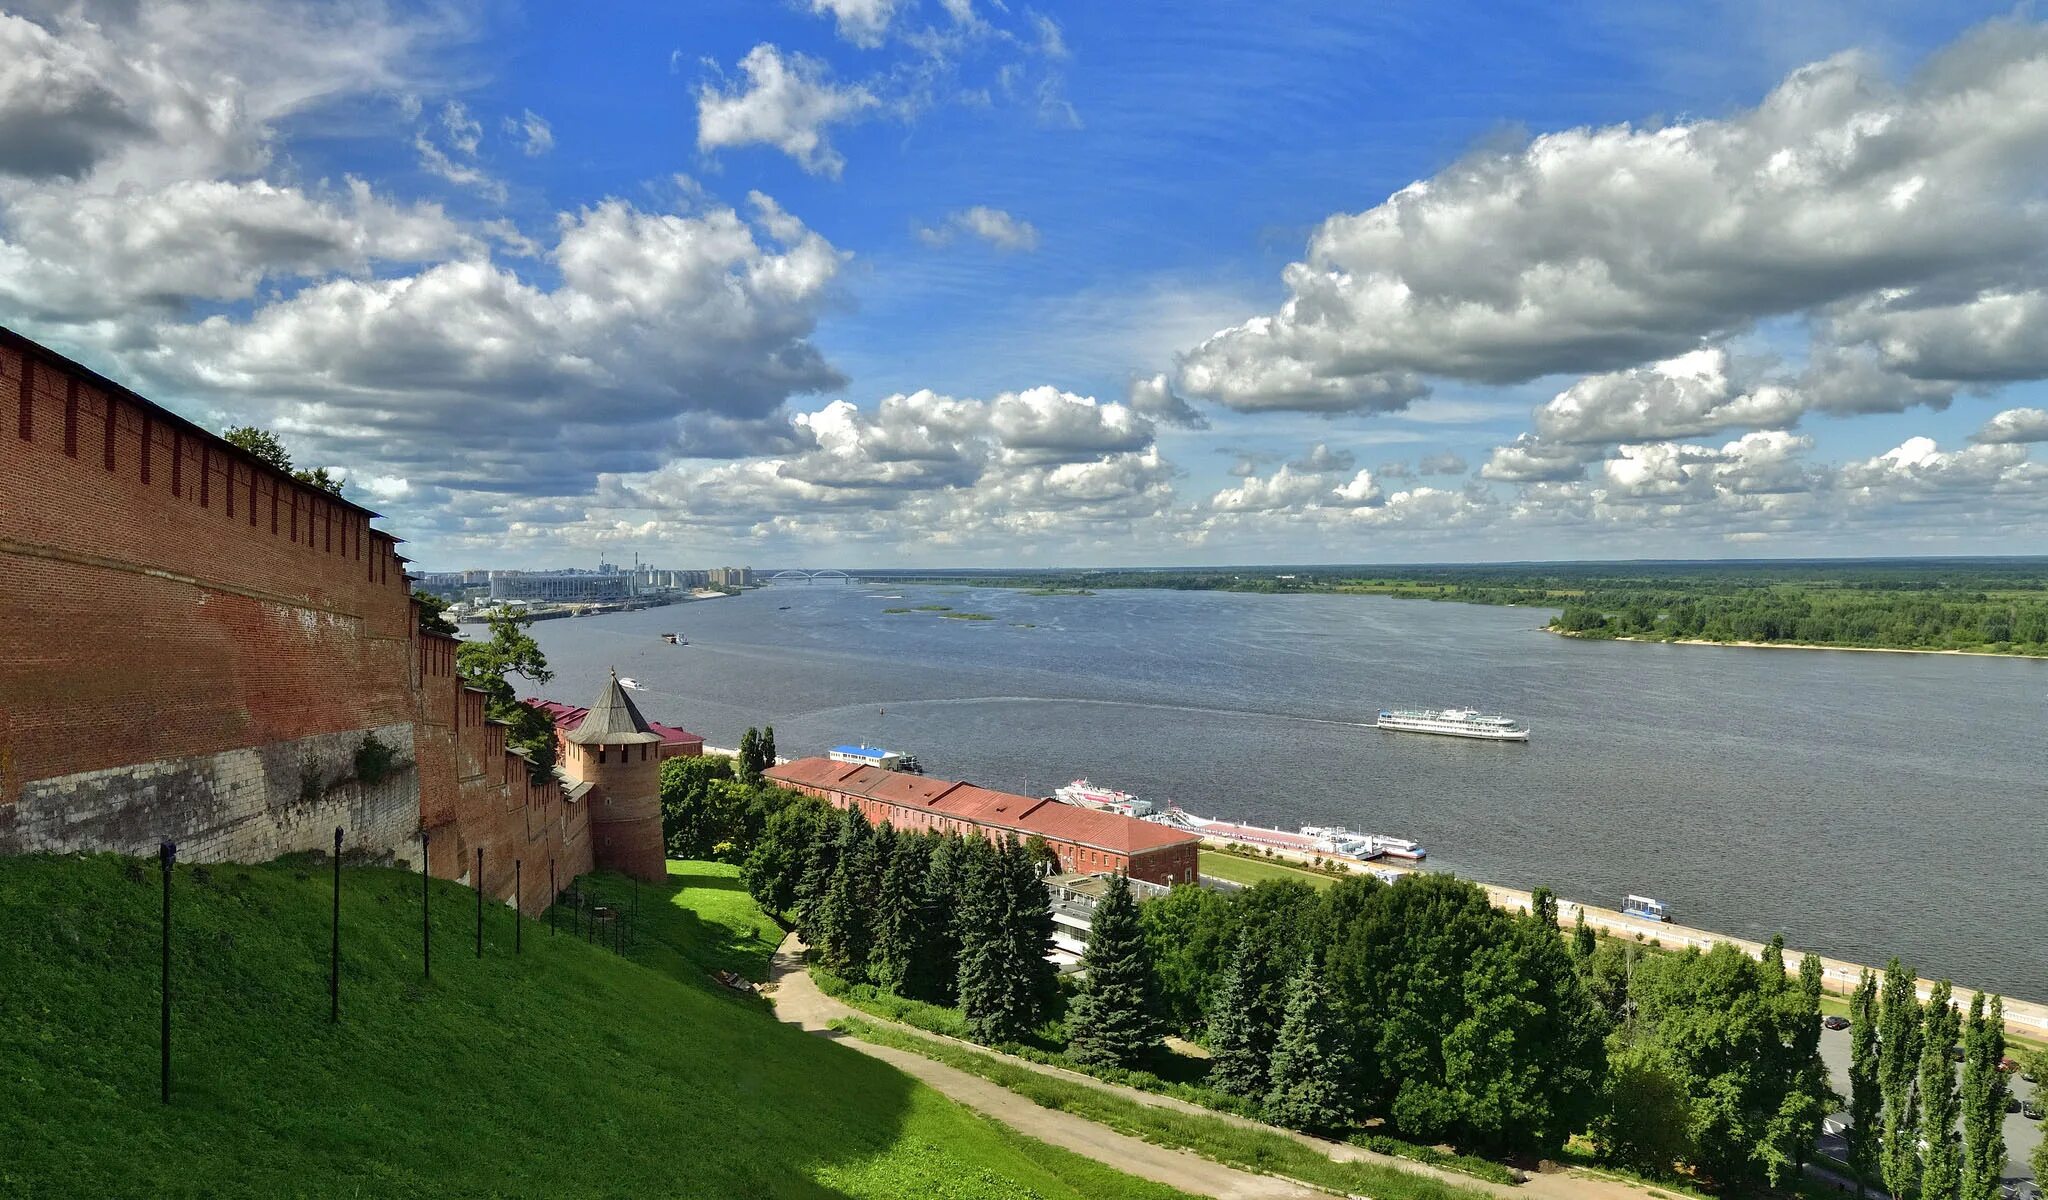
[816,808,877,979]
[1262,956,1354,1135]
[999,834,1058,1017]
[1066,873,1159,1069]
[1919,981,1962,1200]
[957,837,1038,1042]
[736,728,761,784]
[1959,992,2008,1200]
[1849,968,1883,1191]
[919,834,967,1004]
[792,812,842,945]
[871,834,937,997]
[1205,933,1279,1099]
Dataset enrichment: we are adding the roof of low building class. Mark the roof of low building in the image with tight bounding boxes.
[764,756,1199,857]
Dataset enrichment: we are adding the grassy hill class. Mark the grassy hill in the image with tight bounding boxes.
[0,853,1192,1199]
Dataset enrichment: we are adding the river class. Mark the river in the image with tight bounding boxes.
[522,583,2047,1004]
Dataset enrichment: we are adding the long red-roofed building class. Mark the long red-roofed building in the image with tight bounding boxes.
[765,756,1200,886]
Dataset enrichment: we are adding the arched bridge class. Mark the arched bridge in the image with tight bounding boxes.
[765,569,853,584]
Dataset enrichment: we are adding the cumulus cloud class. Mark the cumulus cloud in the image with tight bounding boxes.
[1176,22,2048,413]
[1971,407,2048,444]
[697,44,878,178]
[915,205,1039,251]
[1125,373,1207,429]
[1418,452,1468,475]
[1481,435,1593,484]
[1287,443,1355,473]
[807,0,904,48]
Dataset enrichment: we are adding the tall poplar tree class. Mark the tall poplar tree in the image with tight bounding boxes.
[1763,952,1832,1186]
[1848,969,1883,1191]
[1205,932,1280,1099]
[1918,981,1962,1200]
[1262,956,1354,1135]
[1878,958,1922,1200]
[1958,992,2008,1200]
[1065,873,1159,1068]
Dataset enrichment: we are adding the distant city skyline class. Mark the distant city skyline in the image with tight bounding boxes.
[6,2,2048,567]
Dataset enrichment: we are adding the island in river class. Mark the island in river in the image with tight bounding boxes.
[859,558,2048,658]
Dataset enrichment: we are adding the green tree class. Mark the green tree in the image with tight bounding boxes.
[956,836,1036,1042]
[870,834,938,998]
[998,835,1058,1018]
[1262,957,1354,1135]
[658,755,738,858]
[1761,953,1833,1187]
[1918,981,1962,1200]
[223,423,345,494]
[454,609,556,778]
[815,808,878,980]
[414,591,459,636]
[1959,992,2008,1200]
[918,834,968,1005]
[1140,883,1235,1034]
[760,725,777,768]
[1065,874,1159,1069]
[1849,969,1883,1190]
[1593,1043,1694,1176]
[1203,933,1278,1099]
[1572,909,1597,963]
[1878,959,1923,1200]
[736,728,763,785]
[742,796,830,916]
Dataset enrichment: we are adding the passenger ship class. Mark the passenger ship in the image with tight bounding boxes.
[1375,707,1530,742]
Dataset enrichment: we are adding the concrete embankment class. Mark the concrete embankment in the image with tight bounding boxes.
[1197,836,2048,1040]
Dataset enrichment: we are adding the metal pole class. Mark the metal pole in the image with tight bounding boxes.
[633,879,639,950]
[160,841,175,1105]
[475,846,484,958]
[330,826,343,1023]
[549,860,557,936]
[514,860,522,955]
[421,831,430,981]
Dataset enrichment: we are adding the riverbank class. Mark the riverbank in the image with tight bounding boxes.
[1191,835,2048,1041]
[1553,629,2048,659]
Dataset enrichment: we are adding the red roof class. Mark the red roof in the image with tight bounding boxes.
[525,698,705,750]
[765,757,1199,857]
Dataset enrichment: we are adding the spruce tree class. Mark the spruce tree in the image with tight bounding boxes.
[957,837,1037,1042]
[871,834,936,998]
[1918,981,1961,1200]
[920,834,966,1004]
[999,835,1058,1020]
[1959,992,2008,1200]
[1205,933,1278,1098]
[1878,958,1923,1200]
[1848,968,1883,1189]
[792,813,842,946]
[816,808,876,980]
[1066,874,1158,1069]
[1261,956,1354,1135]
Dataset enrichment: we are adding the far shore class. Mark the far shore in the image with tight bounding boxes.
[1550,628,2045,660]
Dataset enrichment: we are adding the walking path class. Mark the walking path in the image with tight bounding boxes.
[764,934,1652,1200]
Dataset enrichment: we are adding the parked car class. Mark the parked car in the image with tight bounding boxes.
[2007,1094,2023,1114]
[1823,1015,1850,1030]
[1951,1043,1966,1063]
[2023,1099,2044,1120]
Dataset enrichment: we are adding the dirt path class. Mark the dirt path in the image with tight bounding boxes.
[766,934,1662,1200]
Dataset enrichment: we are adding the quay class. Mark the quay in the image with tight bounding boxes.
[1192,834,2048,1039]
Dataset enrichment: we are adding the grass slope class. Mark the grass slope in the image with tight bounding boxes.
[1197,849,1336,890]
[0,854,1192,1200]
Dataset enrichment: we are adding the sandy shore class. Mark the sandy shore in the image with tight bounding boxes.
[1552,629,2045,660]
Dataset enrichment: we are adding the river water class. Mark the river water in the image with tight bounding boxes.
[524,583,2047,1003]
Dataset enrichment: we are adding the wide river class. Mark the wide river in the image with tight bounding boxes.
[525,583,2046,1003]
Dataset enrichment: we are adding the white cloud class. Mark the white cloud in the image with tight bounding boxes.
[1177,22,2048,413]
[1481,435,1594,484]
[1125,373,1208,429]
[1288,443,1356,473]
[1971,407,2048,445]
[1418,452,1468,475]
[506,109,553,156]
[807,0,904,48]
[697,44,878,178]
[916,205,1039,251]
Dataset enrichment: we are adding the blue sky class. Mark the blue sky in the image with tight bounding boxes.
[6,0,2048,567]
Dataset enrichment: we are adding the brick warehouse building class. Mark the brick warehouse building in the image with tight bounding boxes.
[0,327,668,904]
[765,757,1201,886]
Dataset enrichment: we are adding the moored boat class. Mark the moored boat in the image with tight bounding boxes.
[1053,779,1155,817]
[1622,894,1670,922]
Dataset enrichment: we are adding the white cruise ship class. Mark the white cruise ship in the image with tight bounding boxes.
[1054,779,1155,817]
[1376,707,1529,742]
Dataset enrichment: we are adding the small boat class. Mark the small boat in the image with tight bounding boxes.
[778,605,791,610]
[1367,835,1427,862]
[618,677,643,691]
[1622,894,1669,922]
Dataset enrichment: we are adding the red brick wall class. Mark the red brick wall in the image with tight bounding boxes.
[0,331,593,910]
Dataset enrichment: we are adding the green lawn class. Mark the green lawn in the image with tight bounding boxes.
[835,1016,1489,1200]
[0,853,1194,1200]
[1197,848,1336,890]
[558,859,785,985]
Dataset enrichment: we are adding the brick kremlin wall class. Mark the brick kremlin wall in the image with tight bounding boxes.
[0,328,592,908]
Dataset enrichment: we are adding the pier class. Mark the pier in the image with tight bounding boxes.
[1193,835,2048,1039]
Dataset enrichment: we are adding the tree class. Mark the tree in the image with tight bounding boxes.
[1878,959,1923,1200]
[1593,1043,1695,1176]
[658,755,738,858]
[454,609,556,778]
[1849,969,1883,1191]
[1959,992,2008,1200]
[223,423,345,494]
[759,725,776,768]
[1572,909,1597,963]
[1204,933,1278,1099]
[414,590,458,636]
[1918,981,1962,1200]
[1140,883,1235,1034]
[742,796,829,916]
[956,836,1054,1044]
[870,834,938,999]
[918,834,968,1005]
[815,809,877,980]
[1761,953,1833,1187]
[1262,957,1354,1135]
[1065,873,1159,1069]
[736,728,763,785]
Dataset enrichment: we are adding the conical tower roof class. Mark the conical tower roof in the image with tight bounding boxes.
[566,668,664,745]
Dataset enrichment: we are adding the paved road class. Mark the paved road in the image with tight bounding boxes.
[765,934,1669,1200]
[1816,1023,2041,1195]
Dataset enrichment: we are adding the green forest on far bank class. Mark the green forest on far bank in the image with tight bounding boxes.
[872,560,2048,656]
